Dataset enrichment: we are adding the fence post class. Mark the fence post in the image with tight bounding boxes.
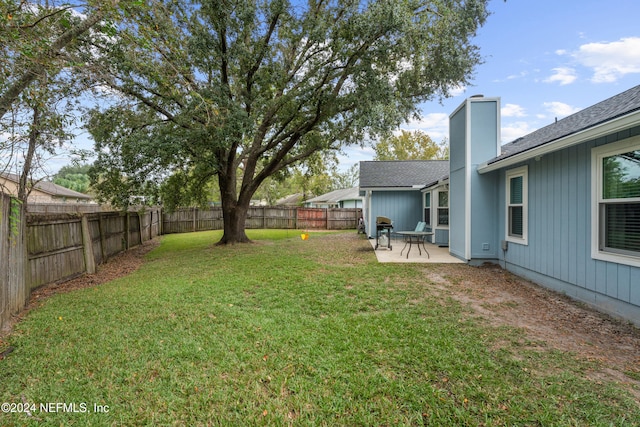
[81,215,96,274]
[98,213,107,262]
[193,207,197,232]
[124,212,130,250]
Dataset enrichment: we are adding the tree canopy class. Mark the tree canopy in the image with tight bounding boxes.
[374,130,448,161]
[0,0,121,201]
[86,0,490,243]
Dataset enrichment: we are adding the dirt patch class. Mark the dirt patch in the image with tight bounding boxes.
[1,238,160,338]
[426,263,640,403]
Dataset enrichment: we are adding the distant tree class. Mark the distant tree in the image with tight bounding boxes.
[54,164,92,194]
[374,130,448,161]
[332,163,359,189]
[86,0,488,244]
[0,0,123,203]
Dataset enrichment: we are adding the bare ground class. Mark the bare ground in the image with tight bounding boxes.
[424,263,640,404]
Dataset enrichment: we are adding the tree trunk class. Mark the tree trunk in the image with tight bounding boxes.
[18,106,39,203]
[217,169,252,244]
[219,200,251,244]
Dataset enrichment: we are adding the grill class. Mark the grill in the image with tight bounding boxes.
[375,216,393,250]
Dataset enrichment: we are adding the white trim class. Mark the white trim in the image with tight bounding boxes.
[359,187,423,192]
[465,101,472,260]
[591,135,640,267]
[437,188,450,230]
[479,110,640,174]
[505,165,528,245]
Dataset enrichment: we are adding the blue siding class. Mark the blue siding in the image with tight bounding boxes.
[498,126,640,324]
[370,190,423,237]
[469,99,500,259]
[449,105,467,259]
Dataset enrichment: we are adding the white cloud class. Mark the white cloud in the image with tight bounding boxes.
[506,71,528,80]
[543,101,581,118]
[501,103,526,118]
[544,67,577,85]
[400,113,449,141]
[448,85,466,97]
[501,121,535,144]
[574,37,640,83]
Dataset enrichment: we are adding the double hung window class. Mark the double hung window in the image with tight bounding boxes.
[506,166,528,244]
[424,192,431,227]
[592,138,640,266]
[437,191,449,227]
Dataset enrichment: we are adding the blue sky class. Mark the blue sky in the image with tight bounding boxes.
[339,0,640,169]
[46,0,640,175]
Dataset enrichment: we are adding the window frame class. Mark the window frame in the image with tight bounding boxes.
[591,137,640,267]
[505,165,528,245]
[424,192,431,227]
[437,189,449,228]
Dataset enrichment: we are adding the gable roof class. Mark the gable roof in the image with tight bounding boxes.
[305,187,361,204]
[359,160,449,189]
[485,84,640,169]
[1,172,92,199]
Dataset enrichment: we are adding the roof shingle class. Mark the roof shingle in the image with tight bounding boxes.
[490,84,640,164]
[359,160,449,188]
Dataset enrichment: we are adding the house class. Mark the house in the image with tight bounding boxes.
[0,172,94,205]
[304,187,363,208]
[275,193,306,206]
[449,86,640,325]
[359,160,449,244]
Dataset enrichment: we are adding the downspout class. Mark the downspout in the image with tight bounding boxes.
[366,190,372,238]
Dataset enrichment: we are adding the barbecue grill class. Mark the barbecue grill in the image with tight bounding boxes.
[375,216,393,250]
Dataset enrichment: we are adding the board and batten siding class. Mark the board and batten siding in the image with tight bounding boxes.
[369,190,423,236]
[499,126,640,322]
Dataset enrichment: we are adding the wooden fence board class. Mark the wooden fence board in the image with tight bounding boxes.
[162,207,360,233]
[0,194,27,331]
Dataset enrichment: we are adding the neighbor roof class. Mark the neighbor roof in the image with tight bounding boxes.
[305,187,361,204]
[359,160,449,189]
[488,84,640,165]
[1,172,92,199]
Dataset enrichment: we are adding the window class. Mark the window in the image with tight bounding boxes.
[592,138,640,266]
[505,166,528,244]
[424,192,431,227]
[437,190,449,227]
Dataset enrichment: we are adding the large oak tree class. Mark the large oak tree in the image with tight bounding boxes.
[86,0,490,244]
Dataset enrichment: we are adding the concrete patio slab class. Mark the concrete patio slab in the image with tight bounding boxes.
[368,236,465,263]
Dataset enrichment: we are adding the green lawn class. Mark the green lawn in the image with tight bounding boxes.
[1,230,638,426]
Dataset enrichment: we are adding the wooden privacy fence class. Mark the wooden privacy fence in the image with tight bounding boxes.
[162,206,362,234]
[26,209,162,290]
[0,205,161,331]
[0,193,27,332]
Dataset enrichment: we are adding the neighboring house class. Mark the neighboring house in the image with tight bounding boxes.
[0,172,94,205]
[359,160,449,244]
[275,193,306,206]
[449,86,640,325]
[304,187,363,208]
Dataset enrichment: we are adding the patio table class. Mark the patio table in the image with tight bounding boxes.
[396,231,434,259]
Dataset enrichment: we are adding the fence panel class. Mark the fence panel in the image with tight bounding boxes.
[26,214,86,290]
[297,208,327,229]
[100,212,127,258]
[197,208,223,231]
[161,206,360,232]
[264,207,297,229]
[0,194,28,331]
[328,208,362,230]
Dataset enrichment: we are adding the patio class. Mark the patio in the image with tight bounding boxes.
[368,235,465,263]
